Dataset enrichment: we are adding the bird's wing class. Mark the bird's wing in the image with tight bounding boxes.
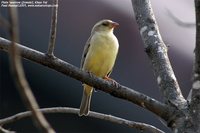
[80,35,92,69]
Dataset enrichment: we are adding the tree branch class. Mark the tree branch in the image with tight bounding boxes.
[191,0,200,96]
[0,126,15,133]
[0,107,165,133]
[8,1,55,133]
[0,37,173,122]
[131,0,187,108]
[189,0,200,118]
[47,0,58,56]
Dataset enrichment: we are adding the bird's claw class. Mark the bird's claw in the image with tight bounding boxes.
[103,76,119,88]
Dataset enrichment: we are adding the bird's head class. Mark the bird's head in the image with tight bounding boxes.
[91,19,119,33]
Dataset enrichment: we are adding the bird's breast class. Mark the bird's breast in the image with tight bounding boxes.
[83,32,119,77]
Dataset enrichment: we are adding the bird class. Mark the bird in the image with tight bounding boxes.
[79,19,119,116]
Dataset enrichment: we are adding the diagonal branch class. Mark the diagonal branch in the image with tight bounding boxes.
[0,107,165,133]
[8,1,55,133]
[47,0,58,56]
[131,0,187,108]
[0,37,173,122]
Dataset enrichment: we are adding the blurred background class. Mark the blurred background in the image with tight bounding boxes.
[0,0,195,132]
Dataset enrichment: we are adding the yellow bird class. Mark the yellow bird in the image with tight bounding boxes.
[79,19,119,116]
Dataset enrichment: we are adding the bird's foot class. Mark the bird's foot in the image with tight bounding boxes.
[103,76,119,88]
[103,76,112,80]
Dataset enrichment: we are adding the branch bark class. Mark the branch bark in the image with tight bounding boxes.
[191,0,200,100]
[0,37,173,122]
[8,2,55,133]
[47,0,58,56]
[187,0,200,132]
[0,107,165,133]
[131,0,187,108]
[132,0,200,132]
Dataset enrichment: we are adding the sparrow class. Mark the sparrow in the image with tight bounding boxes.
[79,19,119,116]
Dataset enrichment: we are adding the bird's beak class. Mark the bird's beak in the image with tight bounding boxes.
[111,22,119,28]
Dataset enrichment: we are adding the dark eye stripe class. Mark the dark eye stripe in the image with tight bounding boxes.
[102,22,109,26]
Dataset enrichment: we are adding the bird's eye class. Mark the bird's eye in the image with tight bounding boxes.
[102,22,109,26]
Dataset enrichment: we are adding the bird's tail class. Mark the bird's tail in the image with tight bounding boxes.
[79,84,93,116]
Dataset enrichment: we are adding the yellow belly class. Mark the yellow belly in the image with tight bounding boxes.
[83,33,118,78]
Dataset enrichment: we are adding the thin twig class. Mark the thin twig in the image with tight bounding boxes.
[8,1,55,133]
[166,9,195,28]
[0,37,173,122]
[0,107,165,133]
[47,0,58,56]
[131,0,187,108]
[0,126,16,133]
